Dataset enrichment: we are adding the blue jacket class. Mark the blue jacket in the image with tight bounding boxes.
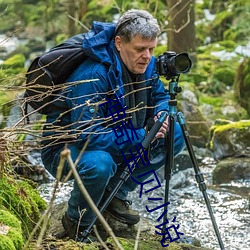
[44,21,170,155]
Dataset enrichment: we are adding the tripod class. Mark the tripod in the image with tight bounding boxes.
[82,77,225,250]
[163,76,225,249]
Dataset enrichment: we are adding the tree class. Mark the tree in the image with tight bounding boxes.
[166,0,196,62]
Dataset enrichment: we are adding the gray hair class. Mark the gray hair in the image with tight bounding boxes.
[115,9,160,43]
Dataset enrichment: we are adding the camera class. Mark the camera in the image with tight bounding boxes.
[156,51,192,79]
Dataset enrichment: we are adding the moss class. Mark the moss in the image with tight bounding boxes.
[213,120,250,133]
[209,120,250,151]
[213,67,235,86]
[7,228,24,249]
[0,209,24,249]
[1,54,25,69]
[0,235,16,250]
[105,237,208,250]
[199,95,224,107]
[0,209,21,229]
[235,57,250,116]
[0,174,47,239]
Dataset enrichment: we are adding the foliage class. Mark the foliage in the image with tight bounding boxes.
[234,57,250,115]
[0,209,24,250]
[0,174,47,238]
[197,0,250,46]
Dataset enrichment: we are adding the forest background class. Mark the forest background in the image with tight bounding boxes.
[0,0,250,124]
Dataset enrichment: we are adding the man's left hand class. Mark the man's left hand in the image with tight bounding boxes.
[154,112,169,139]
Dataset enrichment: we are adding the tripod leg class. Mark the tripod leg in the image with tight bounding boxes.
[81,167,132,240]
[177,112,225,250]
[162,113,175,239]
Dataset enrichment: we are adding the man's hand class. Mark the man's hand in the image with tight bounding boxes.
[154,111,169,139]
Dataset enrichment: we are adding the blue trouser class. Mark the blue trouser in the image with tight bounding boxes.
[41,122,185,226]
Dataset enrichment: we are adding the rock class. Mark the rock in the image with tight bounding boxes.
[213,157,250,184]
[209,120,250,160]
[170,168,193,189]
[44,202,212,250]
[179,100,211,148]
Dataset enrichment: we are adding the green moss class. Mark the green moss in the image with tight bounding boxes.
[0,235,16,250]
[199,95,224,107]
[0,209,21,229]
[213,67,235,86]
[0,175,47,239]
[213,120,250,133]
[1,54,25,69]
[7,228,24,249]
[217,40,237,51]
[0,209,24,249]
[209,120,250,150]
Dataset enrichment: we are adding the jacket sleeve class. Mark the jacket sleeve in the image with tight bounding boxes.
[65,60,146,154]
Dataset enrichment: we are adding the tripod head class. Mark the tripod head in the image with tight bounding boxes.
[168,76,182,100]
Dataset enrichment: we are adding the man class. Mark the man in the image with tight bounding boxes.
[41,9,185,241]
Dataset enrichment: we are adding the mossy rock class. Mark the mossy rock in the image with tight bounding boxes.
[0,174,47,239]
[106,237,211,250]
[199,92,248,122]
[1,54,25,69]
[213,67,235,86]
[0,54,26,86]
[0,209,24,250]
[209,120,250,160]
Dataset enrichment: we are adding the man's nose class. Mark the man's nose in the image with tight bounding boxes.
[142,49,151,59]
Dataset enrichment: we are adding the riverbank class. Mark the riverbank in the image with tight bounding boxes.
[38,155,250,250]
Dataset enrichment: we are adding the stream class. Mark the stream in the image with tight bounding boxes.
[38,155,250,250]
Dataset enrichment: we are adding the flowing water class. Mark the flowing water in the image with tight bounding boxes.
[38,156,250,250]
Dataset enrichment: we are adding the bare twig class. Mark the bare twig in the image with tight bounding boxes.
[93,225,110,250]
[61,148,124,250]
[134,220,142,250]
[68,14,90,31]
[22,153,65,249]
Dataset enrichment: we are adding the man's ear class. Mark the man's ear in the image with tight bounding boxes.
[115,36,122,51]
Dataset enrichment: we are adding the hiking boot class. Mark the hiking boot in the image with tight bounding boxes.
[61,213,97,243]
[105,196,140,225]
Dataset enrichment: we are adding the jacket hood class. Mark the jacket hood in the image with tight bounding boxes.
[82,21,116,65]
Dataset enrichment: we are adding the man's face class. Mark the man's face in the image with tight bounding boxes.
[115,35,157,74]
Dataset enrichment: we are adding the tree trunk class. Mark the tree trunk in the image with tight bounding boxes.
[78,0,88,20]
[167,0,196,63]
[67,0,77,36]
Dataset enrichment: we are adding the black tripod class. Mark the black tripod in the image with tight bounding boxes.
[162,77,225,249]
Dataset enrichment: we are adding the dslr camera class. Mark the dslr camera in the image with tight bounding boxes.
[156,51,192,79]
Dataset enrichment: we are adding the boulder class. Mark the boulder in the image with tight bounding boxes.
[179,100,211,148]
[213,157,250,184]
[209,119,250,160]
[42,201,212,250]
